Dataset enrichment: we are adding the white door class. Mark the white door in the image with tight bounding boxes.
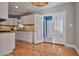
[53,11,66,44]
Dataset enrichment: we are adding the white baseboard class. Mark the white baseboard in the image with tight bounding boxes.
[65,44,76,48]
[65,44,79,55]
[44,40,53,43]
[34,39,44,44]
[74,46,79,55]
[44,40,65,45]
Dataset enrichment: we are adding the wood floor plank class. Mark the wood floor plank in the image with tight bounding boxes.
[10,40,78,56]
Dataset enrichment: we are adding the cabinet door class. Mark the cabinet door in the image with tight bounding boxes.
[0,33,15,55]
[0,2,8,25]
[8,18,17,25]
[15,31,33,43]
[0,20,8,25]
[15,31,19,40]
[13,18,18,25]
[7,19,13,25]
[0,19,10,25]
[21,15,34,24]
[0,2,8,19]
[0,18,17,25]
[15,31,21,40]
[22,32,33,43]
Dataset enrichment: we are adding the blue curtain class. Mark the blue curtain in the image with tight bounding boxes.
[43,16,52,38]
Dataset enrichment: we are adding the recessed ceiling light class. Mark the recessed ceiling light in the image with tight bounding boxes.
[15,6,18,8]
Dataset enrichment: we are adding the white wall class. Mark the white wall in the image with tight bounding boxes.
[75,3,79,49]
[21,14,35,24]
[37,3,75,45]
[34,14,43,43]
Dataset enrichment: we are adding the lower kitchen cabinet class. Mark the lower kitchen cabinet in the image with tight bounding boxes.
[15,31,33,43]
[0,32,15,55]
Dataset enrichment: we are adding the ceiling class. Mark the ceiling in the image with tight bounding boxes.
[9,2,67,16]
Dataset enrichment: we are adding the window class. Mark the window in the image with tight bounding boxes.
[54,16,63,34]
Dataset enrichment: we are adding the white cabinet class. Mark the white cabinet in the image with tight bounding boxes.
[0,18,17,25]
[15,31,23,41]
[0,2,8,25]
[22,32,33,43]
[20,14,43,44]
[8,18,17,25]
[13,18,18,25]
[0,32,15,55]
[0,19,12,25]
[21,14,34,24]
[15,31,33,43]
[15,31,21,40]
[0,3,17,25]
[0,2,8,19]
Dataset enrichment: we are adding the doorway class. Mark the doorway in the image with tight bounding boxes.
[43,11,66,45]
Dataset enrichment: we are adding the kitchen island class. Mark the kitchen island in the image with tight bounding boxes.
[0,31,15,55]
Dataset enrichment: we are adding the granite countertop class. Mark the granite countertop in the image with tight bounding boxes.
[0,31,15,33]
[16,30,35,32]
[0,30,35,32]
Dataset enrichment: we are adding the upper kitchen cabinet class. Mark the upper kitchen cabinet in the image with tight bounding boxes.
[0,2,8,19]
[7,18,18,25]
[0,2,9,25]
[0,18,18,25]
[21,14,35,24]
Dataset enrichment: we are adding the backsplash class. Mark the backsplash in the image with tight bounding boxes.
[24,25,34,32]
[0,26,11,31]
[0,25,34,32]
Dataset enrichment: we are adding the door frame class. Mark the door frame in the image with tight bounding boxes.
[43,11,67,45]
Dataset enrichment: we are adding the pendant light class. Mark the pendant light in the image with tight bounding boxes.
[32,2,48,6]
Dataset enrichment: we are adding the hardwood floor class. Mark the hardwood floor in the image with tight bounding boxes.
[10,40,78,56]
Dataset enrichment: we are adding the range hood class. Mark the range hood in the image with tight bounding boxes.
[0,18,6,22]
